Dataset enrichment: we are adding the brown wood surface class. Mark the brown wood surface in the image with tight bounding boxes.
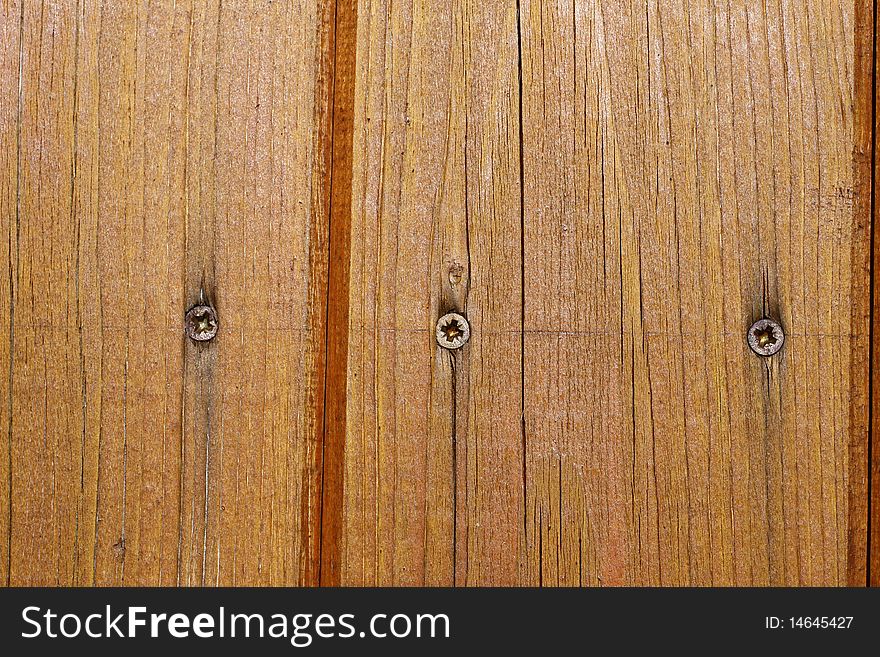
[341,0,524,586]
[1,0,332,586]
[520,0,868,586]
[855,0,874,588]
[871,0,880,589]
[0,0,875,586]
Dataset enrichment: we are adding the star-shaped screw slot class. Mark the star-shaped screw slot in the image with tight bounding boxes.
[442,318,462,341]
[747,318,784,357]
[194,311,215,336]
[436,312,470,350]
[185,304,219,342]
[754,327,777,348]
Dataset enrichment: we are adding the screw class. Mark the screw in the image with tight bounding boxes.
[436,312,470,350]
[185,304,219,342]
[747,317,784,357]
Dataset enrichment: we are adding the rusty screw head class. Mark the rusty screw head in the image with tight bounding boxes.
[436,312,470,350]
[747,318,784,357]
[185,304,219,342]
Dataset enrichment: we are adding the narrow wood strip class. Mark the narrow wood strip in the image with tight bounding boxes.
[302,0,335,589]
[317,0,358,587]
[866,0,880,588]
[340,0,523,585]
[0,0,21,586]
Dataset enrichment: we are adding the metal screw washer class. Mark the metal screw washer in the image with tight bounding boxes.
[436,312,470,350]
[185,304,219,342]
[747,318,784,357]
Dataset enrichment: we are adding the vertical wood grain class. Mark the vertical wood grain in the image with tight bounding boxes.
[520,0,868,586]
[1,0,872,587]
[1,0,330,586]
[175,0,330,587]
[6,0,91,585]
[318,0,358,587]
[341,0,523,585]
[0,0,21,585]
[869,0,880,589]
[342,0,870,587]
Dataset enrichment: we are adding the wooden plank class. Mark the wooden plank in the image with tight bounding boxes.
[869,0,880,589]
[844,0,872,590]
[341,0,523,585]
[177,0,331,587]
[2,0,330,585]
[521,0,869,586]
[318,0,358,586]
[0,0,19,585]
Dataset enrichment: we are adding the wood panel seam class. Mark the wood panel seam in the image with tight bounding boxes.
[319,0,358,587]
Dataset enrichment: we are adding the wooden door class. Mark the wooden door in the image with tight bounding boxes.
[1,0,875,586]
